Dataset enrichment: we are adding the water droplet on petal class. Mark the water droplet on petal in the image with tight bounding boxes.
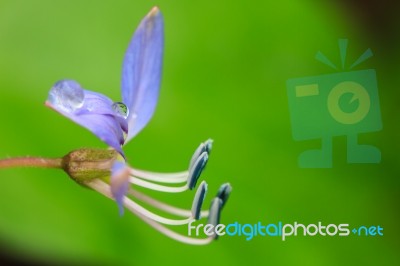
[112,102,129,119]
[48,80,84,112]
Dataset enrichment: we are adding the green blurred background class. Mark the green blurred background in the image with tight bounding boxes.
[0,0,399,265]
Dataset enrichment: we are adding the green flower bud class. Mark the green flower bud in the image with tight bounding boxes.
[62,148,118,184]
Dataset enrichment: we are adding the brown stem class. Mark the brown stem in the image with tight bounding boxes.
[0,157,63,169]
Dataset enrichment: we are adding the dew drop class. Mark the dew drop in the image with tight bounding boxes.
[112,102,129,119]
[48,80,84,112]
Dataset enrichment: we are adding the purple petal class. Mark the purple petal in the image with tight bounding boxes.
[80,91,128,134]
[46,80,126,156]
[110,161,130,216]
[121,7,164,142]
[76,113,125,155]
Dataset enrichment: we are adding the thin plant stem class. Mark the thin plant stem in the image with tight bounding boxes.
[0,157,63,169]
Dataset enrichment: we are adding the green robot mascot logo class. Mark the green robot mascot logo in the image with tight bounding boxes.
[287,39,382,168]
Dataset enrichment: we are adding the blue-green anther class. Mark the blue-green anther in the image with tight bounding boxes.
[187,152,208,190]
[204,139,213,154]
[208,198,223,239]
[216,183,232,209]
[189,139,213,171]
[191,181,208,220]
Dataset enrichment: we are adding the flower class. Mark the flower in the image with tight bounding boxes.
[45,7,232,244]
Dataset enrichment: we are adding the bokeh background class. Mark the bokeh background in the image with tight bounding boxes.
[0,0,399,265]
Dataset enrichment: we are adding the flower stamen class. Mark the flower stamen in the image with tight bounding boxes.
[129,189,192,217]
[134,212,214,245]
[88,179,214,245]
[130,169,188,183]
[128,189,210,218]
[129,177,189,192]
